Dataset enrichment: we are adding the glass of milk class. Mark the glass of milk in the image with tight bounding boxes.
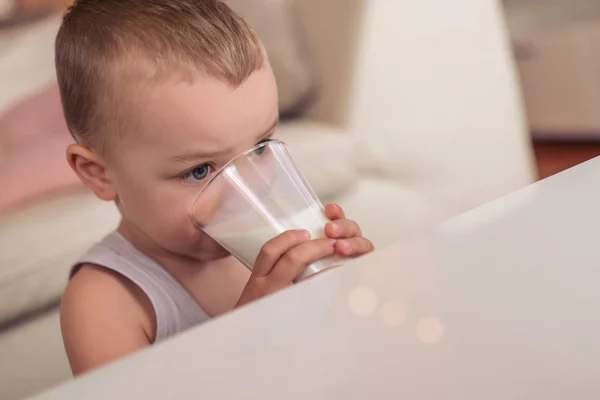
[189,140,341,281]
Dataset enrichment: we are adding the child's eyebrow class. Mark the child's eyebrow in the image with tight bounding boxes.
[170,118,279,164]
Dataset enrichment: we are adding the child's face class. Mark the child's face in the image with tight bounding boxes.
[106,65,279,261]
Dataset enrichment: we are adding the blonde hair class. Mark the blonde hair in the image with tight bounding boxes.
[55,0,264,151]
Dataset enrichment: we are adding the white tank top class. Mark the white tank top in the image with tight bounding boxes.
[74,232,209,342]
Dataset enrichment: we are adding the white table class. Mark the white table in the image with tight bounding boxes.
[31,158,600,399]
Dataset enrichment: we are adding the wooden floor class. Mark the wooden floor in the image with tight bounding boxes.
[534,140,600,180]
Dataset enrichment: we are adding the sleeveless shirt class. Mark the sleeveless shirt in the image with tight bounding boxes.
[74,232,209,342]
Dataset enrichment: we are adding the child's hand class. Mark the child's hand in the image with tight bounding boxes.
[235,230,336,308]
[234,204,373,308]
[324,203,374,258]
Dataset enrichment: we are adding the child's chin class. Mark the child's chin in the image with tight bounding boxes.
[193,240,231,260]
[213,245,232,258]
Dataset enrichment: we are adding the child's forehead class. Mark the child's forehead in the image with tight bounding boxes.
[162,67,271,117]
[111,67,278,157]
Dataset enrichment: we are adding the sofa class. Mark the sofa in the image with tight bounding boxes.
[0,0,534,399]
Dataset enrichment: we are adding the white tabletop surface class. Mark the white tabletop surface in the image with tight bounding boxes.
[32,158,600,399]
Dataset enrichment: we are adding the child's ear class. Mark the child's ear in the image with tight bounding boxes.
[66,143,116,201]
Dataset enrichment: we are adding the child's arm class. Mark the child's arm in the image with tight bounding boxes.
[60,264,155,376]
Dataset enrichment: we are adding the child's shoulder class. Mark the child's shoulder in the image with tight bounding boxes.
[61,264,156,375]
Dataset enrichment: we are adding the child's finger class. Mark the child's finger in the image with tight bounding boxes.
[335,237,374,257]
[254,230,311,277]
[325,218,362,239]
[269,238,336,284]
[324,203,345,220]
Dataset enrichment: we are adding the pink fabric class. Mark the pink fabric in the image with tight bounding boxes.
[0,83,84,215]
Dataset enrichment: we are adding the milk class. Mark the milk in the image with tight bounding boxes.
[206,207,331,270]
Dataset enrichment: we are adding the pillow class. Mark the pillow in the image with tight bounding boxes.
[0,13,61,113]
[0,193,120,325]
[275,120,357,202]
[0,83,82,216]
[227,0,316,117]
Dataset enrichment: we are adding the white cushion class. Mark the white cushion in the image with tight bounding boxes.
[346,0,534,214]
[0,194,120,324]
[0,309,71,400]
[227,0,315,115]
[275,120,357,202]
[335,177,448,248]
[0,14,60,113]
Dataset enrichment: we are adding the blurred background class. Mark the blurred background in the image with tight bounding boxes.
[0,0,598,399]
[506,0,600,178]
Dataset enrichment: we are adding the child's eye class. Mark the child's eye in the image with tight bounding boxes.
[254,138,272,155]
[182,164,212,182]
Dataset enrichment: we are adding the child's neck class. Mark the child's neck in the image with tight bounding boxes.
[117,220,250,317]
